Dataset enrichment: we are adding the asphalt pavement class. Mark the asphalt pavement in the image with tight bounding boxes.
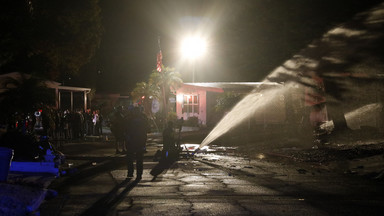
[34,133,384,216]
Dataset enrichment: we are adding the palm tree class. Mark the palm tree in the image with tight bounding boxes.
[131,81,160,117]
[149,66,183,126]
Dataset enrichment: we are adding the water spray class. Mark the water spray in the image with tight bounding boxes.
[198,85,285,149]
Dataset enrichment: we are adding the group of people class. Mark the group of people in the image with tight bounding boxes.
[110,106,150,180]
[6,108,103,141]
[50,109,104,140]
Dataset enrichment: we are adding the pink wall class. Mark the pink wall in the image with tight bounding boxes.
[176,83,287,126]
[176,84,223,125]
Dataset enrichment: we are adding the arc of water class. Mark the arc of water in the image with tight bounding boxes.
[199,86,286,149]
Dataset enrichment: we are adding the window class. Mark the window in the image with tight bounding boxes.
[182,95,199,114]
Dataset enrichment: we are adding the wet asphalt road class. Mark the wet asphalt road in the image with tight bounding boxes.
[40,137,384,216]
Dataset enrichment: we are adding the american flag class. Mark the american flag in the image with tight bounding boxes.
[156,50,162,72]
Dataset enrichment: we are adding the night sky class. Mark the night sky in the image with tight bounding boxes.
[73,0,382,94]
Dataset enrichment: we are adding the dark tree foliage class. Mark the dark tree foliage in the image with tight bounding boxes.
[0,73,55,124]
[0,0,103,80]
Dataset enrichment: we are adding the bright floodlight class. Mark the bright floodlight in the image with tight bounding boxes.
[181,36,207,59]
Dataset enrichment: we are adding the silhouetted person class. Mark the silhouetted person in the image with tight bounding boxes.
[71,111,82,139]
[63,110,71,139]
[92,110,101,136]
[162,121,176,159]
[150,120,180,181]
[111,107,126,154]
[126,107,149,180]
[98,113,103,135]
[176,117,184,150]
[84,109,93,136]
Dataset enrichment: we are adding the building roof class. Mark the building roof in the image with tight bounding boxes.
[0,72,91,93]
[183,82,282,93]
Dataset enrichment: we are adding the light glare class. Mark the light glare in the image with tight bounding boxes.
[181,37,207,59]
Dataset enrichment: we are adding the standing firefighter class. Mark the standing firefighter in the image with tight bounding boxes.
[126,107,149,181]
[110,107,126,154]
[162,121,176,160]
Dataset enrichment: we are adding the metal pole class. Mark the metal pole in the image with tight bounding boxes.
[58,90,61,110]
[84,91,87,111]
[70,91,73,111]
[192,60,196,83]
[55,88,59,109]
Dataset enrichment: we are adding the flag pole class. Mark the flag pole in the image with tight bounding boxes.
[156,36,167,127]
[156,36,163,73]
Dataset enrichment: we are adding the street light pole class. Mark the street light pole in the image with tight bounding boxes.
[192,59,196,83]
[181,36,207,83]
